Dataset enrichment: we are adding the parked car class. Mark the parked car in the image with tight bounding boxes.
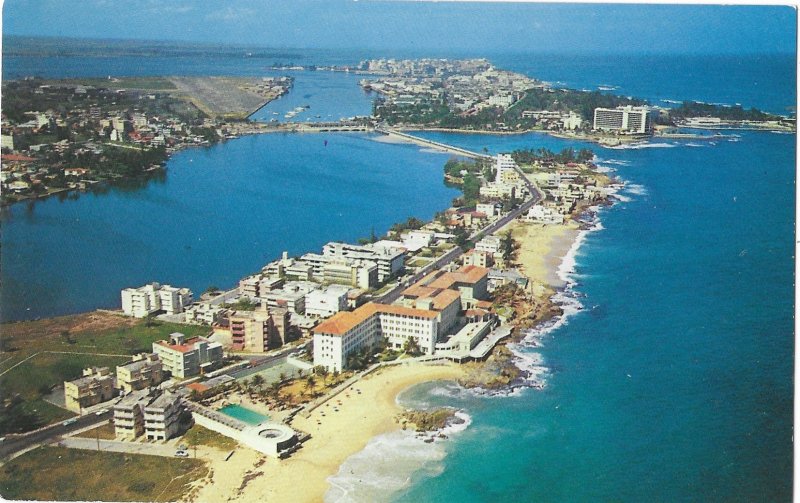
[174,450,189,458]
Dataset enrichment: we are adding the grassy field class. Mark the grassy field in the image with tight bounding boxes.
[0,312,210,432]
[0,446,207,502]
[182,424,238,451]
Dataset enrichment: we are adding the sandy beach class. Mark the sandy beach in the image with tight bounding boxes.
[503,219,581,289]
[189,361,464,503]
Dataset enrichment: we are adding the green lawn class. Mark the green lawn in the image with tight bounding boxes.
[182,424,239,451]
[0,314,210,434]
[0,446,207,502]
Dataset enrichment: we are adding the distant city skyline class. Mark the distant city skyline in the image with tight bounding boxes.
[2,1,795,55]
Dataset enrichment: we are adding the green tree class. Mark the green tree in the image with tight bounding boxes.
[501,230,517,262]
[403,338,423,357]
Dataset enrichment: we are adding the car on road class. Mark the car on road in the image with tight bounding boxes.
[174,450,189,458]
[62,418,78,426]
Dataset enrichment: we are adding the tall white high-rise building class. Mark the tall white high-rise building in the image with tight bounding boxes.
[593,106,652,134]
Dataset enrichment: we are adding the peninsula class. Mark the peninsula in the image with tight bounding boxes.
[0,56,784,503]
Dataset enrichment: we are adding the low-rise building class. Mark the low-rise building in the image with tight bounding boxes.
[475,235,502,255]
[462,249,494,268]
[305,284,350,318]
[113,389,149,440]
[64,367,115,413]
[152,333,224,379]
[116,353,163,394]
[144,390,184,441]
[524,205,565,225]
[113,389,185,441]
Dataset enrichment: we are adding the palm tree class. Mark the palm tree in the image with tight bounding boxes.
[251,374,265,392]
[304,375,316,397]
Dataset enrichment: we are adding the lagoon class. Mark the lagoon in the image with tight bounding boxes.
[0,132,459,322]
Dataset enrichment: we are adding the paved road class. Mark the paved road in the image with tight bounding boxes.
[58,437,180,458]
[377,152,542,305]
[0,410,112,460]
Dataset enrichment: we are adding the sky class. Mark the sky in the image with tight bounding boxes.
[1,0,796,55]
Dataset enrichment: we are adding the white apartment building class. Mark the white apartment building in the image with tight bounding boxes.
[525,205,565,225]
[476,203,498,218]
[152,333,223,379]
[305,284,350,318]
[593,106,652,134]
[401,230,434,252]
[121,283,193,317]
[121,283,161,318]
[561,111,584,130]
[314,303,443,372]
[475,235,502,255]
[494,153,518,183]
[159,285,193,315]
[322,242,406,283]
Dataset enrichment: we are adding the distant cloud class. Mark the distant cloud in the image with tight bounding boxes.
[205,6,257,22]
[142,2,194,15]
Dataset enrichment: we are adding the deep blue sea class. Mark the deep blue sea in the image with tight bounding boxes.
[0,38,795,502]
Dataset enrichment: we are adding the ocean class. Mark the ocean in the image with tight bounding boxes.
[1,37,795,502]
[329,128,794,502]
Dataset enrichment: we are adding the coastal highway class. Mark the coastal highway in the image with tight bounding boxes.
[377,155,542,305]
[0,409,112,461]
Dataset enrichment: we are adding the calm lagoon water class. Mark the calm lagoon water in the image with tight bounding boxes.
[0,132,458,322]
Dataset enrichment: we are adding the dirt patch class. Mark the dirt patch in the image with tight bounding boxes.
[2,311,135,345]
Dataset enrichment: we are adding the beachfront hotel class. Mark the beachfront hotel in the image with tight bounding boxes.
[313,303,441,372]
[313,265,490,372]
[592,105,652,134]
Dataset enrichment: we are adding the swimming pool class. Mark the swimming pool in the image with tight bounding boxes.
[218,404,270,426]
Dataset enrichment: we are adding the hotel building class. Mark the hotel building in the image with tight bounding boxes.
[592,106,652,134]
[313,265,488,372]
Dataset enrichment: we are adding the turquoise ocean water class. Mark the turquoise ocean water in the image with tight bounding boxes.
[0,39,794,501]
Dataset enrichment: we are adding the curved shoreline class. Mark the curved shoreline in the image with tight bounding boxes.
[191,362,465,503]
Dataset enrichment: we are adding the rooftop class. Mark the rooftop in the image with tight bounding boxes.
[314,302,438,336]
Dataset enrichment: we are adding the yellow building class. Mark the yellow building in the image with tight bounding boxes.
[116,353,164,394]
[64,367,114,413]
